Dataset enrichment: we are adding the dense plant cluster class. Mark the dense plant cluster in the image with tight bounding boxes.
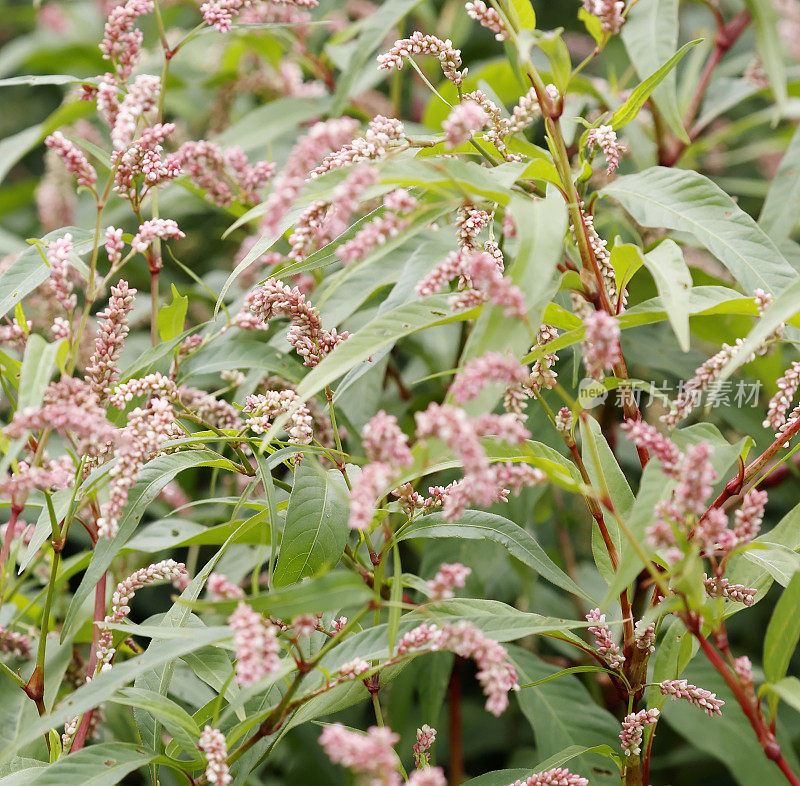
[2,1,800,784]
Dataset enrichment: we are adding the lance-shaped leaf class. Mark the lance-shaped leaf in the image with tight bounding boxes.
[602,166,799,295]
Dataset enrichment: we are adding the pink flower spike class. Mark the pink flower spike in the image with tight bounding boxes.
[585,608,624,670]
[377,32,466,85]
[443,100,490,148]
[586,124,624,175]
[198,726,231,786]
[449,352,528,404]
[228,602,282,686]
[319,723,401,786]
[582,310,621,379]
[506,768,588,786]
[361,410,413,466]
[131,218,185,252]
[619,708,659,756]
[465,0,509,40]
[44,132,97,188]
[659,679,724,717]
[46,233,77,312]
[427,562,471,601]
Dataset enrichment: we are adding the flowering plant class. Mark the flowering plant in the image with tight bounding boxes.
[2,1,800,785]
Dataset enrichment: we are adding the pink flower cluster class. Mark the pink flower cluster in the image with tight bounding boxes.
[586,125,624,175]
[201,0,318,32]
[336,190,417,265]
[449,352,529,404]
[319,724,402,786]
[44,132,97,189]
[582,310,621,378]
[455,205,492,249]
[465,1,508,40]
[243,391,313,443]
[0,457,75,503]
[704,575,758,606]
[442,100,489,148]
[110,73,162,150]
[396,620,519,716]
[96,559,187,670]
[413,724,436,766]
[309,116,405,178]
[45,233,77,312]
[228,602,282,685]
[427,562,471,601]
[85,280,137,400]
[289,165,377,260]
[582,0,625,34]
[260,117,359,235]
[109,372,179,408]
[99,0,153,80]
[621,419,682,475]
[173,141,275,206]
[661,339,753,429]
[658,679,724,717]
[348,411,413,529]
[248,278,348,366]
[377,32,466,86]
[198,726,232,786]
[764,360,800,432]
[113,122,181,202]
[97,397,181,539]
[505,769,588,786]
[619,708,659,756]
[427,249,525,318]
[415,402,542,520]
[585,608,625,670]
[0,624,31,659]
[131,218,185,253]
[207,573,245,600]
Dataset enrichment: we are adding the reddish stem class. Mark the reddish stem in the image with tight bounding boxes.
[686,615,800,786]
[69,571,108,753]
[0,504,22,594]
[448,662,464,786]
[661,10,751,166]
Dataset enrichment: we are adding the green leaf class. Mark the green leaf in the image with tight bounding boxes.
[0,124,43,185]
[519,665,618,689]
[580,416,633,585]
[621,0,686,141]
[184,571,373,617]
[156,284,188,343]
[396,510,594,602]
[602,166,799,294]
[640,239,693,351]
[262,294,476,442]
[743,0,787,107]
[0,75,94,88]
[769,677,800,717]
[508,0,535,30]
[660,660,800,785]
[764,572,800,684]
[610,241,643,296]
[1,334,64,474]
[0,228,93,318]
[537,32,571,92]
[332,0,426,114]
[272,460,349,587]
[62,450,238,641]
[743,542,800,587]
[609,40,701,131]
[0,629,229,765]
[388,545,402,654]
[759,123,800,244]
[110,688,201,755]
[710,277,800,386]
[511,648,622,786]
[16,743,156,786]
